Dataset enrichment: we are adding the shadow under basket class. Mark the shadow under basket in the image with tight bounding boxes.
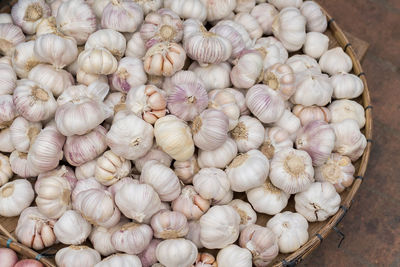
[0,1,373,266]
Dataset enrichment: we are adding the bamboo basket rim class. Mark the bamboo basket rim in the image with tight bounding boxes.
[0,1,372,267]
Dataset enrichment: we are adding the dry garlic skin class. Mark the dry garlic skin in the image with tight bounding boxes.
[260,127,294,160]
[197,137,237,169]
[164,0,207,22]
[156,238,198,267]
[228,199,257,231]
[0,179,35,217]
[54,210,92,245]
[11,0,51,34]
[0,63,17,95]
[328,99,366,129]
[295,182,341,222]
[95,254,142,267]
[216,244,252,267]
[55,245,101,267]
[101,0,144,33]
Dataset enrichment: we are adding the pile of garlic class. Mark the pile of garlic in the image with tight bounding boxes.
[0,0,367,266]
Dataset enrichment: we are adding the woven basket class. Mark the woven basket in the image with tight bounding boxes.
[0,1,373,266]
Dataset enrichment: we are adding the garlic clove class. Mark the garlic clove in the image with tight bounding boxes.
[171,185,210,220]
[95,150,132,186]
[173,156,199,184]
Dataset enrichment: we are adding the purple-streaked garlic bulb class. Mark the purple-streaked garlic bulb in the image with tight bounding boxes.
[250,3,278,35]
[138,239,162,267]
[225,88,249,116]
[11,0,51,35]
[231,50,264,89]
[111,222,153,255]
[101,0,144,33]
[292,105,331,126]
[110,57,148,93]
[263,62,296,100]
[210,23,246,59]
[254,37,288,69]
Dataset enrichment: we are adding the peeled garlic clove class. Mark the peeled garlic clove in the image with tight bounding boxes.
[260,126,293,160]
[156,238,198,267]
[230,50,264,89]
[332,119,367,161]
[292,104,331,126]
[217,244,252,267]
[101,0,144,33]
[300,1,327,33]
[172,185,210,220]
[251,3,278,35]
[54,210,91,245]
[111,222,153,255]
[329,99,366,129]
[111,57,147,93]
[228,199,257,231]
[150,210,189,239]
[95,254,142,267]
[0,23,25,56]
[331,72,364,99]
[198,137,237,169]
[232,116,265,153]
[263,62,296,100]
[193,167,231,203]
[0,63,16,95]
[303,32,329,59]
[135,144,172,172]
[173,156,199,184]
[0,179,34,217]
[55,245,101,267]
[189,62,231,91]
[234,12,263,40]
[319,47,353,75]
[78,47,118,75]
[291,73,333,106]
[209,24,246,60]
[75,159,97,180]
[95,150,131,186]
[164,0,207,22]
[11,0,51,34]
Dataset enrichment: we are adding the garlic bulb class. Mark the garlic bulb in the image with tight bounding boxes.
[12,41,41,78]
[101,0,144,33]
[292,105,331,126]
[172,185,210,220]
[111,222,153,254]
[251,3,278,35]
[228,199,257,231]
[150,210,189,239]
[134,0,163,15]
[226,88,249,115]
[115,183,161,223]
[72,177,106,202]
[273,109,301,139]
[200,0,236,21]
[104,92,126,123]
[111,57,148,93]
[107,177,138,197]
[173,156,199,184]
[95,150,131,186]
[154,115,195,161]
[332,75,364,101]
[96,254,142,267]
[163,69,200,95]
[300,1,327,33]
[55,246,101,267]
[214,189,234,205]
[0,95,17,129]
[269,0,302,10]
[209,24,246,60]
[260,127,293,160]
[156,238,198,267]
[126,32,147,58]
[135,144,172,172]
[189,62,231,91]
[0,179,34,217]
[235,0,256,12]
[270,148,314,194]
[287,55,321,78]
[230,50,264,89]
[254,37,288,69]
[11,0,51,34]
[78,47,118,75]
[183,19,232,65]
[232,116,264,153]
[15,207,57,250]
[34,15,57,36]
[319,47,353,75]
[272,7,306,52]
[329,100,366,129]
[10,151,37,178]
[217,244,252,267]
[77,69,108,86]
[75,159,97,180]
[246,179,290,215]
[0,128,14,153]
[246,84,285,123]
[0,14,13,24]
[185,220,203,249]
[87,0,110,18]
[144,42,186,77]
[193,167,231,203]
[207,89,240,130]
[34,33,79,69]
[35,165,77,196]
[295,182,341,222]
[291,73,333,106]
[315,153,355,193]
[164,0,207,22]
[192,109,229,151]
[198,138,237,169]
[0,153,12,186]
[303,32,329,59]
[263,63,296,100]
[226,150,269,192]
[90,220,128,256]
[0,63,16,95]
[54,210,91,245]
[234,12,263,40]
[332,119,367,161]
[86,29,126,59]
[126,85,167,124]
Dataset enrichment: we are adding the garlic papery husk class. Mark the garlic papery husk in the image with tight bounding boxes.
[246,179,290,215]
[12,40,42,79]
[300,1,327,33]
[183,19,232,65]
[151,210,189,239]
[173,156,199,184]
[106,112,153,160]
[95,150,131,186]
[87,0,111,18]
[126,85,167,124]
[140,160,181,201]
[104,92,127,123]
[0,63,16,95]
[200,205,240,249]
[115,183,161,223]
[251,3,278,35]
[303,32,329,59]
[239,224,279,267]
[331,72,364,99]
[11,0,51,34]
[164,0,207,22]
[172,185,210,220]
[13,79,57,122]
[234,12,263,40]
[232,116,264,153]
[85,29,126,59]
[192,109,229,151]
[217,245,252,267]
[135,144,172,172]
[267,211,308,253]
[154,115,195,161]
[272,7,306,52]
[0,153,12,186]
[101,0,144,33]
[28,64,74,97]
[319,47,353,76]
[246,84,285,123]
[295,120,335,166]
[110,57,148,93]
[263,63,296,100]
[291,73,333,106]
[185,220,202,249]
[15,207,57,250]
[268,0,302,10]
[144,42,185,77]
[332,119,367,161]
[96,254,142,267]
[134,0,164,15]
[55,245,101,267]
[0,14,13,24]
[35,15,57,36]
[226,88,250,115]
[226,150,269,192]
[254,37,288,70]
[34,33,79,69]
[156,238,198,267]
[0,95,17,129]
[273,109,301,139]
[198,138,237,169]
[193,167,231,203]
[10,151,37,178]
[292,104,331,126]
[111,222,153,255]
[78,47,118,75]
[315,153,355,193]
[0,128,15,153]
[230,50,264,89]
[189,62,231,91]
[200,0,236,22]
[328,100,366,129]
[228,199,257,231]
[54,210,91,245]
[260,126,293,160]
[209,24,246,60]
[0,179,34,217]
[75,159,97,180]
[270,148,314,194]
[295,182,341,222]
[126,32,147,58]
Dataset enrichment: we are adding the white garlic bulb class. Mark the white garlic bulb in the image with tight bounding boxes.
[9,151,36,178]
[111,57,148,93]
[78,47,118,75]
[217,244,252,267]
[87,0,111,18]
[151,210,189,239]
[228,199,257,231]
[232,116,264,153]
[76,69,108,86]
[267,211,309,253]
[111,222,153,254]
[260,127,293,160]
[54,210,92,245]
[234,12,263,40]
[55,245,101,267]
[126,32,147,58]
[209,24,246,60]
[189,62,231,91]
[173,156,199,184]
[101,0,144,33]
[0,13,13,24]
[268,0,302,10]
[86,29,126,59]
[185,220,203,249]
[164,0,207,22]
[214,189,234,205]
[0,128,14,153]
[331,72,364,99]
[315,153,355,193]
[75,159,97,180]
[254,37,288,69]
[291,73,333,106]
[286,54,321,76]
[198,138,237,169]
[303,32,329,59]
[0,63,16,95]
[107,177,139,197]
[90,219,129,256]
[35,15,57,36]
[12,40,42,78]
[263,63,296,100]
[329,99,366,129]
[216,19,252,49]
[133,0,164,15]
[135,144,173,172]
[104,92,127,123]
[292,105,331,126]
[72,177,106,202]
[251,3,278,35]
[0,95,17,129]
[332,119,367,161]
[273,109,301,139]
[295,182,341,222]
[156,238,198,267]
[300,1,327,33]
[95,254,142,267]
[226,88,249,115]
[207,89,240,130]
[270,148,314,194]
[0,179,34,217]
[319,47,353,75]
[200,205,240,249]
[95,150,131,186]
[0,153,12,186]
[193,167,231,203]
[35,165,77,195]
[230,50,264,89]
[11,0,51,34]
[172,185,210,220]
